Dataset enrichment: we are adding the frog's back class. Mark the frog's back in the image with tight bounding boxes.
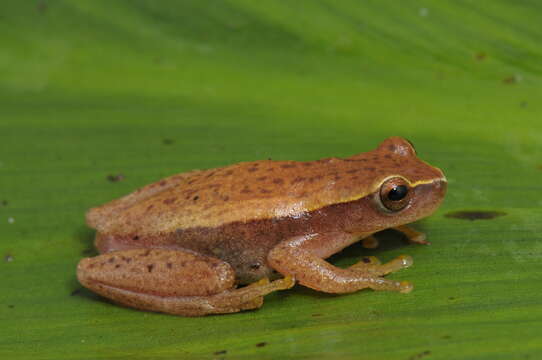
[88,138,443,236]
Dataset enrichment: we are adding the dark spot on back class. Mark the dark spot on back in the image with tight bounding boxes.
[291,176,305,184]
[159,180,167,186]
[384,154,392,159]
[146,204,154,211]
[147,264,154,272]
[241,187,252,194]
[260,188,272,194]
[267,167,274,172]
[346,169,358,174]
[281,163,296,168]
[108,257,115,263]
[272,178,284,185]
[115,264,121,268]
[247,167,258,172]
[167,262,173,269]
[163,197,176,205]
[309,175,323,182]
[188,179,197,185]
[364,167,376,171]
[223,170,234,176]
[133,235,140,241]
[303,162,313,167]
[257,176,268,181]
[445,210,506,221]
[222,196,230,201]
[193,195,199,201]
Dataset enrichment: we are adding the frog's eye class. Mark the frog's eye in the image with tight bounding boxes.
[379,177,411,212]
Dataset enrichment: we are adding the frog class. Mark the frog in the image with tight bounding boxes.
[77,137,447,316]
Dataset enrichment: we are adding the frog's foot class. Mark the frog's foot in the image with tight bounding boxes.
[77,249,294,317]
[347,255,414,293]
[361,235,379,249]
[269,233,414,294]
[394,225,430,245]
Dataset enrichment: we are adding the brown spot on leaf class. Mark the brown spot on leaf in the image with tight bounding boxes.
[37,1,47,13]
[475,52,486,61]
[409,350,431,360]
[445,210,506,221]
[503,75,519,84]
[214,350,227,355]
[256,342,267,348]
[107,174,125,182]
[162,138,175,145]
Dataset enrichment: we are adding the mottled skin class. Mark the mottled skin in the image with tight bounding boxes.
[77,137,447,316]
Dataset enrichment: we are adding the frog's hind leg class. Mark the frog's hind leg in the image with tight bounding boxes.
[77,248,293,316]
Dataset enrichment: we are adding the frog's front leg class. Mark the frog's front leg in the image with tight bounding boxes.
[268,232,413,294]
[77,249,293,316]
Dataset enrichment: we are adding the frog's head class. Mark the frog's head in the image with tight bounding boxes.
[350,137,447,231]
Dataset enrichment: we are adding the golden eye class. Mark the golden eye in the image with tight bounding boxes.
[379,177,411,212]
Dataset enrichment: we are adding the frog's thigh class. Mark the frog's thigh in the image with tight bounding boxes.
[268,233,413,294]
[77,248,293,316]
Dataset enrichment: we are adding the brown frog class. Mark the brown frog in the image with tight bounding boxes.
[77,137,447,316]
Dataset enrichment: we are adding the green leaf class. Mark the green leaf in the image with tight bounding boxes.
[1,1,541,359]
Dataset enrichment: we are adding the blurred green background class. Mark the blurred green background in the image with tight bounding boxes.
[1,1,541,359]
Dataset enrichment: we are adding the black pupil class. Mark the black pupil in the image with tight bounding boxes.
[387,185,408,201]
